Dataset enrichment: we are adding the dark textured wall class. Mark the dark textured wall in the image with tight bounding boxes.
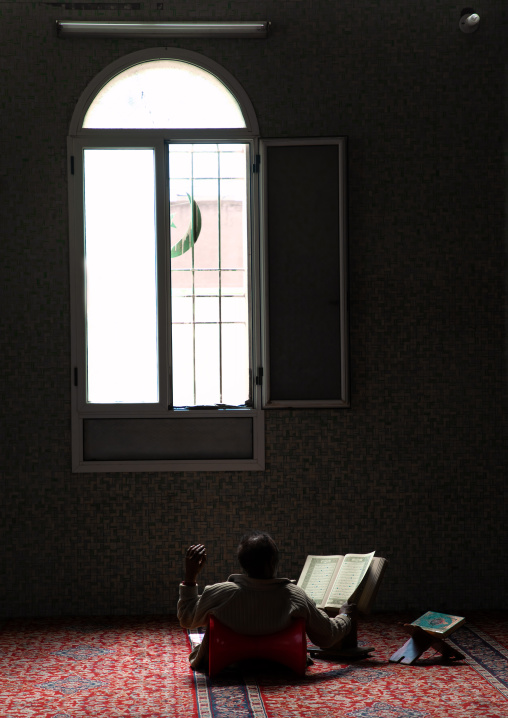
[1,0,507,617]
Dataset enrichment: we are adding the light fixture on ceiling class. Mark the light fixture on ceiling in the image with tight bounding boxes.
[56,20,270,39]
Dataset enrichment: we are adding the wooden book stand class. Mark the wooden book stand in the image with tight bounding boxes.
[389,624,464,665]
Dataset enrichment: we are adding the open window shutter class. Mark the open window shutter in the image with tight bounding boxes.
[260,138,349,408]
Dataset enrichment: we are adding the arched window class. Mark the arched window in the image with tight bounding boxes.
[82,59,247,129]
[68,49,264,471]
[69,49,350,473]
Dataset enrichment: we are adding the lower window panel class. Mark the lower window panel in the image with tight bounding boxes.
[83,417,254,461]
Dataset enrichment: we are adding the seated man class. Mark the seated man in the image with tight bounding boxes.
[177,531,356,669]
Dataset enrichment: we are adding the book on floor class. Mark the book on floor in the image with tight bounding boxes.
[297,552,387,614]
[410,611,465,637]
[188,630,206,650]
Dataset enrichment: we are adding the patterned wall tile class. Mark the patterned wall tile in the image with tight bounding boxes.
[1,0,507,617]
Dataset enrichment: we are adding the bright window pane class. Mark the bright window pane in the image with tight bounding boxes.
[83,60,246,129]
[171,293,193,323]
[171,324,194,407]
[169,143,250,407]
[193,150,218,179]
[84,149,158,403]
[221,296,246,322]
[220,150,246,178]
[222,323,249,405]
[169,152,192,178]
[195,296,219,323]
[195,324,220,405]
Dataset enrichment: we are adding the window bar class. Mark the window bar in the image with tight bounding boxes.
[169,151,173,404]
[191,147,197,406]
[217,145,223,405]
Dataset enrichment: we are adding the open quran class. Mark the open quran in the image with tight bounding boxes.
[297,552,387,614]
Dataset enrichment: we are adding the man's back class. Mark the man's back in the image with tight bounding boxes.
[178,572,351,668]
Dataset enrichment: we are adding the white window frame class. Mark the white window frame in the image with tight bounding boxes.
[68,49,264,472]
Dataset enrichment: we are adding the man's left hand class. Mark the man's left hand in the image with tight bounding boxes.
[339,601,357,619]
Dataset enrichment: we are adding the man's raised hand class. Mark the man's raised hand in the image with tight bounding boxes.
[185,544,207,583]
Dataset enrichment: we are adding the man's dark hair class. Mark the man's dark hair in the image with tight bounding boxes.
[237,531,279,579]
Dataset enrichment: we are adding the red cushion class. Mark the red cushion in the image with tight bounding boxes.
[208,616,307,677]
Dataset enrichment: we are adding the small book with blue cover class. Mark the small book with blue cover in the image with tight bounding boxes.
[411,611,465,638]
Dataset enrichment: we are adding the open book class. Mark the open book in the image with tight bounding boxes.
[297,552,387,614]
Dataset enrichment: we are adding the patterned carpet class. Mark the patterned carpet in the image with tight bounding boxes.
[0,612,506,717]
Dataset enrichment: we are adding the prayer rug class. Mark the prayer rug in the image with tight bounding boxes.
[0,613,507,717]
[193,612,508,718]
[0,615,198,718]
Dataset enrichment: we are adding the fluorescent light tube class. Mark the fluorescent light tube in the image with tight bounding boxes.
[56,21,270,38]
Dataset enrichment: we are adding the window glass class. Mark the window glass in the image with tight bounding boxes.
[83,60,246,129]
[84,148,158,403]
[169,144,250,407]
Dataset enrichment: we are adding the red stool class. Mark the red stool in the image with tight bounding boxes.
[208,616,307,677]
